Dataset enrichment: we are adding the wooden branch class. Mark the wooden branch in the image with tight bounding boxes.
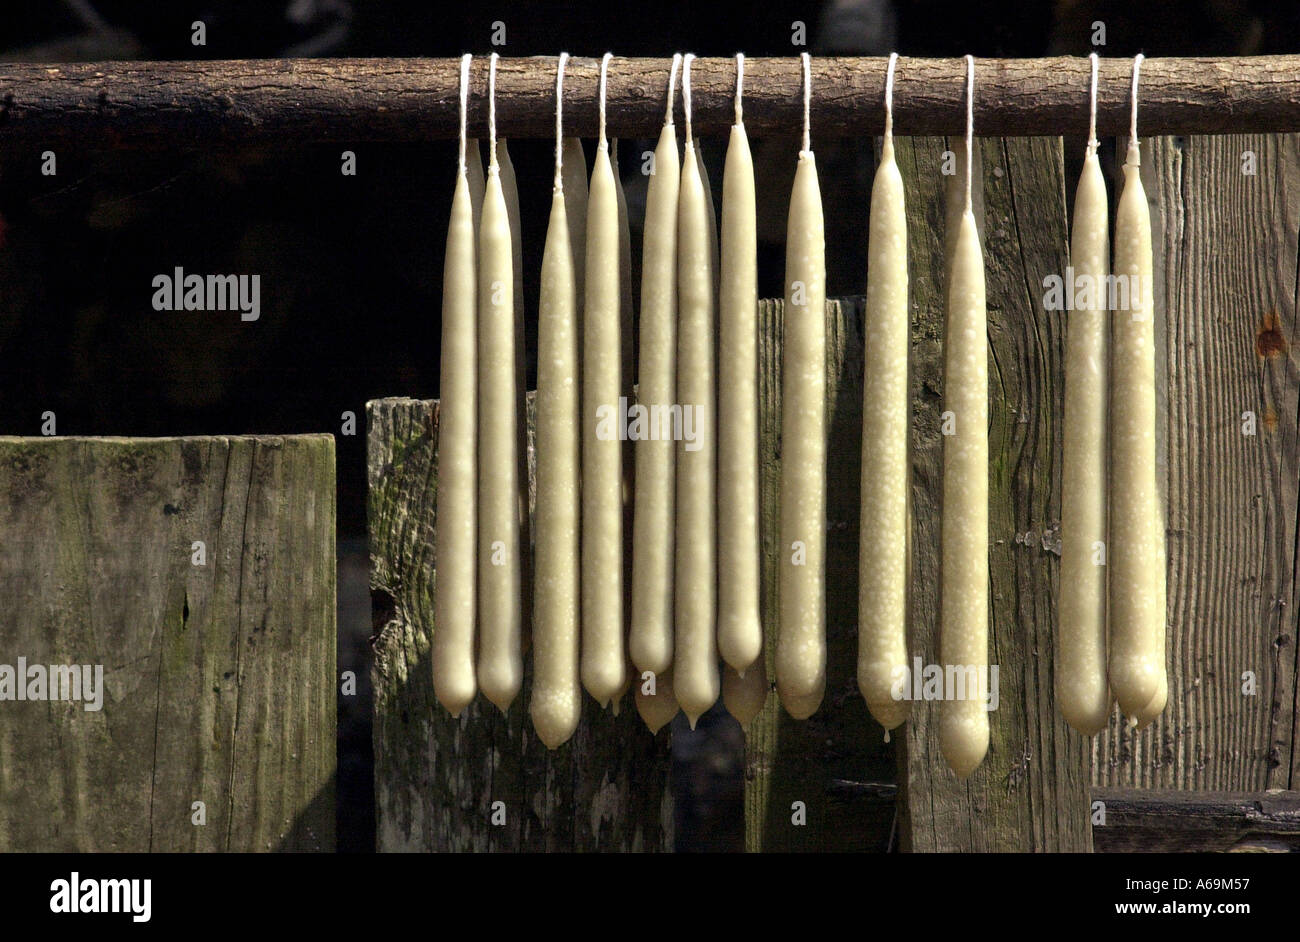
[4,56,1300,147]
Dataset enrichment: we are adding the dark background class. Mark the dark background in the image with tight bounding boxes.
[1,0,1291,852]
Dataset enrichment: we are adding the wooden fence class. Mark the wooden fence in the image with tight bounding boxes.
[368,133,1300,852]
[0,435,337,852]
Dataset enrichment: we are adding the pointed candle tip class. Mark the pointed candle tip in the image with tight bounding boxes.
[686,713,700,731]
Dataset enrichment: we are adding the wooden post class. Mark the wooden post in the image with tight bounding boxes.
[367,397,673,852]
[0,434,336,852]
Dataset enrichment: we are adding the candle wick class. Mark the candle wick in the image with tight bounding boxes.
[682,53,694,144]
[1129,53,1144,166]
[735,52,744,126]
[555,52,568,189]
[457,53,471,176]
[801,52,811,156]
[964,54,974,214]
[666,53,681,127]
[1087,52,1099,156]
[598,52,613,150]
[488,52,499,172]
[884,52,897,143]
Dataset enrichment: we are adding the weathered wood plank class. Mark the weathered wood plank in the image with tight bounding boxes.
[1092,788,1300,852]
[1092,135,1300,791]
[367,396,672,852]
[894,135,1092,851]
[0,434,336,852]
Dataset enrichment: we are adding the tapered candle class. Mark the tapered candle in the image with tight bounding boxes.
[939,57,989,777]
[432,55,479,718]
[1109,55,1166,726]
[674,55,720,728]
[858,54,911,732]
[477,55,523,712]
[498,140,531,537]
[563,137,588,404]
[531,54,582,749]
[467,138,486,232]
[718,54,762,676]
[1059,55,1113,736]
[776,54,827,720]
[630,55,682,676]
[723,658,767,727]
[635,666,680,734]
[582,54,627,707]
[614,138,636,406]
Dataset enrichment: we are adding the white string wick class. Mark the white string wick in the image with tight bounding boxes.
[458,53,471,175]
[1129,53,1144,166]
[666,53,681,127]
[682,53,695,144]
[555,52,569,188]
[801,52,812,156]
[884,52,898,142]
[1087,52,1099,155]
[735,53,745,126]
[964,54,974,213]
[598,52,613,150]
[487,52,499,171]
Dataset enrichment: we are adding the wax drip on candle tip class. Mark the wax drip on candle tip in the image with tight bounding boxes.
[884,729,891,744]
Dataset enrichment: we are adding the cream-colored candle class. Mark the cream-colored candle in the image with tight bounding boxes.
[1110,55,1166,725]
[858,55,911,732]
[467,139,486,232]
[630,56,682,676]
[718,55,762,676]
[1059,56,1113,736]
[433,55,479,718]
[723,658,767,728]
[635,667,680,734]
[776,54,827,720]
[531,54,582,750]
[582,54,627,707]
[674,55,720,728]
[939,57,989,777]
[613,139,635,403]
[476,56,523,712]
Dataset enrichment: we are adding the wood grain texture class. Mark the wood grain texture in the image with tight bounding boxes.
[0,435,336,852]
[894,136,1092,852]
[1092,788,1300,852]
[5,57,1300,147]
[1091,135,1300,792]
[367,397,673,852]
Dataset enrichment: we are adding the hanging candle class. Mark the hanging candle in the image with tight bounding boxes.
[674,54,721,728]
[1109,54,1167,728]
[1059,54,1113,736]
[858,54,911,734]
[477,53,523,712]
[432,54,479,718]
[582,53,628,708]
[467,136,486,232]
[498,138,531,560]
[939,56,989,777]
[630,55,682,679]
[531,54,582,749]
[718,53,763,680]
[776,53,827,720]
[635,667,680,734]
